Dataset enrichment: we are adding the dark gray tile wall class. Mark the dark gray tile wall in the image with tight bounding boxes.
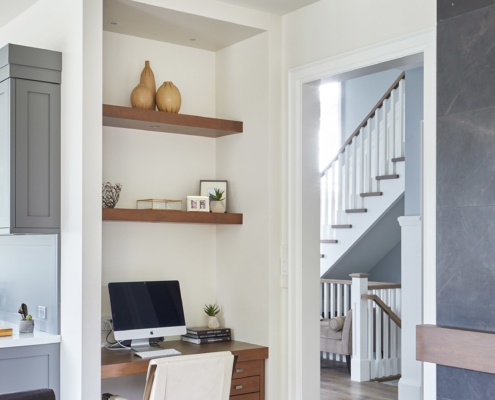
[437,3,495,399]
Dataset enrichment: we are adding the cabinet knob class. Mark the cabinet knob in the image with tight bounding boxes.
[235,368,244,373]
[235,385,243,390]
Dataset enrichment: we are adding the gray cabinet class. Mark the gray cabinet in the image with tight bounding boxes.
[0,44,61,234]
[0,343,60,398]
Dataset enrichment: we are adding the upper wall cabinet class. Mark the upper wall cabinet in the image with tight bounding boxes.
[0,44,62,234]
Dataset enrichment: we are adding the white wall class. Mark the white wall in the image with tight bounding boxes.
[0,1,102,399]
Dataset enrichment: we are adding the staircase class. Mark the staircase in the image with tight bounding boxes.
[320,73,405,278]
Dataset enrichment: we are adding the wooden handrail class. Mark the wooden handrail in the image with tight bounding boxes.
[362,294,402,328]
[320,71,406,177]
[320,279,401,290]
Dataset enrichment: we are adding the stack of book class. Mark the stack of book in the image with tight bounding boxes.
[182,326,232,344]
[0,327,13,337]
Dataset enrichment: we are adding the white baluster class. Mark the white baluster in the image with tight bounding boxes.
[359,129,365,208]
[344,147,350,212]
[344,284,350,315]
[394,89,398,174]
[382,99,388,176]
[351,139,357,209]
[338,153,344,223]
[323,282,329,319]
[399,79,405,158]
[330,163,336,226]
[375,109,380,189]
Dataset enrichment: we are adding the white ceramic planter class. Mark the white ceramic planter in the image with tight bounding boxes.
[210,201,225,213]
[207,316,220,329]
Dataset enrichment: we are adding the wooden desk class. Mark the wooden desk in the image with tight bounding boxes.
[102,340,268,400]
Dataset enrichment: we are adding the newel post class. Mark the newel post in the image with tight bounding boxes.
[350,273,370,382]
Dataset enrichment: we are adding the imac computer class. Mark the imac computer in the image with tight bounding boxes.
[108,280,186,351]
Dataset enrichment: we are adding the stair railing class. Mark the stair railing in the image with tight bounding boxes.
[350,273,401,382]
[320,276,401,377]
[320,72,405,240]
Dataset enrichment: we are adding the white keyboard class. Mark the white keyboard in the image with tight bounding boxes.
[134,348,182,359]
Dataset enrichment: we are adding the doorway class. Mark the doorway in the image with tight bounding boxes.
[286,30,436,400]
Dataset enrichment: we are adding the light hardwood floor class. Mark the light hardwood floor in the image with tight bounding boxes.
[321,359,398,400]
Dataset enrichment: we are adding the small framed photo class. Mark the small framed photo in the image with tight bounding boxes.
[187,196,209,212]
[200,180,228,211]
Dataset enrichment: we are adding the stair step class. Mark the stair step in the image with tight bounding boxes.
[360,192,383,197]
[392,156,405,162]
[331,224,352,229]
[321,239,338,244]
[345,208,367,214]
[376,174,399,180]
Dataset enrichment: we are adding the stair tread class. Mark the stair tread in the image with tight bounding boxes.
[392,156,405,162]
[360,192,383,197]
[331,224,352,228]
[376,174,399,180]
[345,208,367,213]
[321,239,338,244]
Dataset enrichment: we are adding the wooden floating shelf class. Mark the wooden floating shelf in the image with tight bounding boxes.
[103,104,243,138]
[102,208,243,225]
[417,324,495,374]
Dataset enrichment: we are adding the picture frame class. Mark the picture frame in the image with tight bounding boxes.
[187,196,209,212]
[200,180,228,212]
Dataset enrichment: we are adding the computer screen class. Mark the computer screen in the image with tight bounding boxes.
[108,280,186,349]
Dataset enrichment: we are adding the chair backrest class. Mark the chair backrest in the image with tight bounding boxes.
[143,351,234,400]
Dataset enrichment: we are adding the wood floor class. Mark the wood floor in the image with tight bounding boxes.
[321,359,398,400]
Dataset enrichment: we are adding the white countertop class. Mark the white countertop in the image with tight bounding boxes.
[0,320,60,348]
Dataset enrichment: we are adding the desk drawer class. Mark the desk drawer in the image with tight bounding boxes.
[230,393,260,400]
[230,376,260,396]
[233,360,262,378]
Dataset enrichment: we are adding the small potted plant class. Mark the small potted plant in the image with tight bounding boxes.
[18,303,34,333]
[209,188,225,213]
[204,304,221,328]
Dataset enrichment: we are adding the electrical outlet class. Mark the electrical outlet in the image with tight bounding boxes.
[101,317,113,332]
[38,306,47,320]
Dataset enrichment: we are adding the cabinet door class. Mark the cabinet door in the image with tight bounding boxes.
[15,79,60,230]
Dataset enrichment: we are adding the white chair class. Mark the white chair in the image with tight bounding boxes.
[104,351,234,400]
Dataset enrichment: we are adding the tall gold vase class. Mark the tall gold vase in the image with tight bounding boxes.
[156,81,182,113]
[139,60,156,109]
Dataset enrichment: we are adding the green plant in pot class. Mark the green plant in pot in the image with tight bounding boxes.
[204,304,221,328]
[18,303,34,333]
[209,188,225,213]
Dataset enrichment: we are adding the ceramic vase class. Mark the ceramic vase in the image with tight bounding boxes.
[156,81,182,113]
[210,200,225,213]
[19,319,34,333]
[130,83,155,110]
[139,60,156,109]
[207,316,220,329]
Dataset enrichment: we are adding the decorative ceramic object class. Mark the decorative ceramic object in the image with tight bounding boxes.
[156,81,181,113]
[139,60,156,109]
[207,316,220,329]
[18,303,34,333]
[19,319,34,333]
[130,83,154,110]
[102,182,122,208]
[210,200,226,213]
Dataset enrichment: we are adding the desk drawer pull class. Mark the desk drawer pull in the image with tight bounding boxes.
[235,368,244,373]
[235,385,243,390]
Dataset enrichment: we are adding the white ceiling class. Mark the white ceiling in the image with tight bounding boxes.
[103,0,265,51]
[217,0,319,15]
[0,0,38,29]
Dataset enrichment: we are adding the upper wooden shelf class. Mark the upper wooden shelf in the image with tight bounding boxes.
[103,208,243,225]
[103,104,243,138]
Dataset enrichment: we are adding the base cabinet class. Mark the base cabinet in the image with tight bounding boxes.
[0,343,60,398]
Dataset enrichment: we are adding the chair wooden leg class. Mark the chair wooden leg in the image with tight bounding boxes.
[345,355,351,374]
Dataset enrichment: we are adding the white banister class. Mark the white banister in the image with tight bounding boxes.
[350,273,370,382]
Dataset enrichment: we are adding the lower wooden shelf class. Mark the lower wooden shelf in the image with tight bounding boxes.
[102,208,243,224]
